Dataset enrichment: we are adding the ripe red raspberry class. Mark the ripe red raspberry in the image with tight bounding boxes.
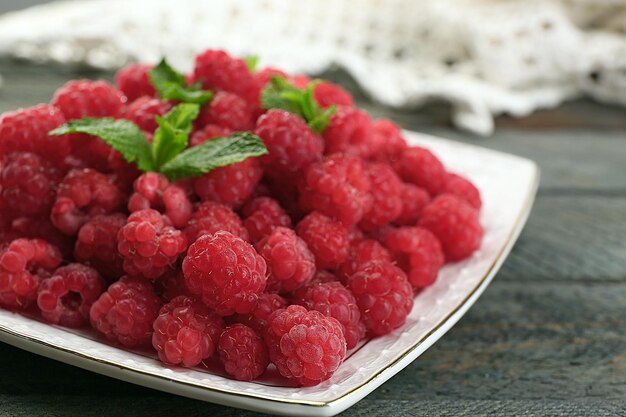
[443,173,482,209]
[394,183,430,226]
[255,109,324,178]
[369,118,408,164]
[265,305,347,386]
[7,217,74,259]
[299,154,372,226]
[128,173,192,229]
[183,201,249,243]
[89,276,161,348]
[323,106,373,158]
[418,194,483,261]
[359,162,403,231]
[0,238,62,309]
[0,104,70,167]
[218,324,269,381]
[74,214,126,280]
[395,146,446,196]
[196,91,255,132]
[124,96,173,133]
[117,209,188,279]
[256,227,315,293]
[0,152,61,218]
[114,63,155,102]
[348,260,414,336]
[152,295,223,367]
[296,212,349,270]
[192,49,257,104]
[338,239,392,284]
[37,263,105,328]
[189,124,232,148]
[383,227,444,289]
[51,168,124,235]
[242,197,292,243]
[51,80,125,120]
[232,293,287,333]
[182,231,267,316]
[293,281,365,349]
[313,81,354,108]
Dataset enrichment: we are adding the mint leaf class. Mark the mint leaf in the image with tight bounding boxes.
[50,118,154,171]
[149,58,213,105]
[160,132,268,181]
[244,55,259,72]
[152,103,199,168]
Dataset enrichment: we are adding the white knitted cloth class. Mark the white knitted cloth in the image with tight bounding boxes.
[0,0,625,134]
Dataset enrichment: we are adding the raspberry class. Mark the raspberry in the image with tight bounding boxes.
[37,263,105,328]
[117,209,188,279]
[232,293,287,333]
[192,49,257,104]
[383,227,444,289]
[369,119,408,163]
[51,80,125,120]
[418,194,483,261]
[394,184,430,226]
[256,227,315,293]
[114,63,155,102]
[293,281,365,349]
[89,276,161,348]
[255,110,324,178]
[0,152,61,217]
[395,146,446,196]
[124,96,173,133]
[242,197,292,243]
[196,91,254,131]
[348,260,414,336]
[265,305,346,386]
[313,81,354,108]
[68,133,123,174]
[346,226,365,244]
[183,201,249,243]
[152,295,223,367]
[218,324,269,381]
[0,238,62,309]
[323,106,373,158]
[74,214,126,280]
[189,124,232,148]
[299,154,371,226]
[182,231,267,316]
[8,217,74,259]
[51,168,124,235]
[338,239,392,283]
[0,104,70,167]
[443,173,482,209]
[359,163,403,231]
[296,212,349,270]
[129,173,192,229]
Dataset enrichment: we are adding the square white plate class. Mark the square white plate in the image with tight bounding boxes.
[0,130,539,417]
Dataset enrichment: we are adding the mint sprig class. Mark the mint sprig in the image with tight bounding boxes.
[149,59,213,105]
[152,103,198,168]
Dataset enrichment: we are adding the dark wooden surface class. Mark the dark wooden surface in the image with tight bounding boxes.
[0,55,625,417]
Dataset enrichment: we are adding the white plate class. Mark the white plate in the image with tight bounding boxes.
[0,131,539,417]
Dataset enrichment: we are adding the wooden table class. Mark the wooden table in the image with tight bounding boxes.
[0,58,625,417]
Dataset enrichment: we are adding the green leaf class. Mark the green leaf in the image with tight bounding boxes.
[308,105,336,134]
[50,118,154,171]
[160,132,268,181]
[152,103,199,168]
[244,55,259,72]
[149,58,214,105]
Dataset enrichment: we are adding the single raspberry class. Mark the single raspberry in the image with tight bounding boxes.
[51,80,125,120]
[0,104,70,167]
[51,168,124,235]
[255,109,324,178]
[183,201,249,243]
[152,295,224,367]
[293,281,365,349]
[359,162,403,231]
[443,173,482,210]
[394,183,430,226]
[189,124,233,148]
[313,81,354,108]
[231,293,287,333]
[8,217,74,259]
[124,96,173,133]
[323,106,373,158]
[348,260,414,336]
[256,227,315,293]
[296,212,349,270]
[299,154,371,226]
[117,209,188,279]
[182,231,267,316]
[192,49,257,104]
[0,152,61,217]
[218,324,269,381]
[265,305,347,386]
[369,119,408,164]
[37,263,105,328]
[155,270,191,302]
[383,227,444,289]
[128,173,192,229]
[418,194,483,261]
[74,214,126,280]
[196,91,255,131]
[395,146,447,196]
[114,63,155,102]
[242,197,292,243]
[89,276,161,348]
[338,239,392,284]
[0,238,62,309]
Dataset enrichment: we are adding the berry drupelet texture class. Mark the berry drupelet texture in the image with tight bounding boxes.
[183,201,249,243]
[395,146,447,196]
[242,197,292,243]
[114,63,156,102]
[296,212,350,270]
[51,80,126,120]
[74,213,127,280]
[218,324,269,381]
[124,97,173,133]
[231,292,287,333]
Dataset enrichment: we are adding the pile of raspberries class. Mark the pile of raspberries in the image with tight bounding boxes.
[0,49,483,386]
